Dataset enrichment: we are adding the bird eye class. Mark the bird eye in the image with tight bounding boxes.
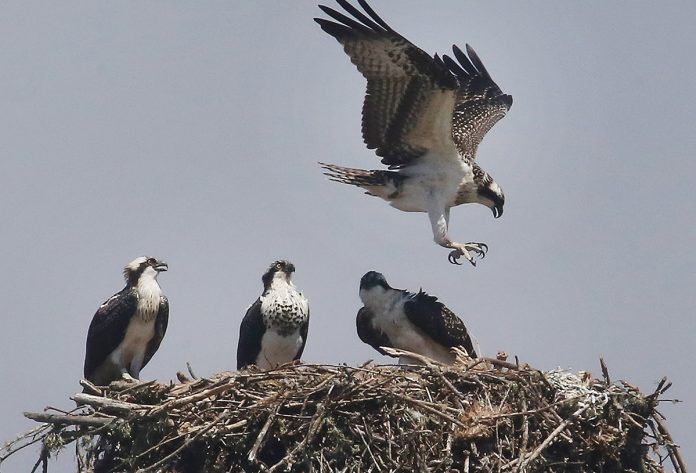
[147,258,157,265]
[275,262,283,270]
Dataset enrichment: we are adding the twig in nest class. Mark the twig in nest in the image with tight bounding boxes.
[600,357,611,385]
[511,405,590,470]
[652,414,687,473]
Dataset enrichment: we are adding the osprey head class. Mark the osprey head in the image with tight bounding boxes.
[360,271,391,291]
[477,179,505,219]
[359,271,397,310]
[123,256,168,286]
[262,260,296,288]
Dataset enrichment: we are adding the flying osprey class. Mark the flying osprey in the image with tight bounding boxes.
[237,260,310,370]
[357,271,477,365]
[316,0,511,266]
[83,256,169,385]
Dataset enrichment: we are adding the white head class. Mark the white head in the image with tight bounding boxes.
[123,256,168,287]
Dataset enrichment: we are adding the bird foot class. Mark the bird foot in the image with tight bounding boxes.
[448,242,488,266]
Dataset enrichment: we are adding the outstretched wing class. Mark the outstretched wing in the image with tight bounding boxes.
[356,306,393,356]
[403,291,477,357]
[443,44,512,161]
[142,295,169,370]
[83,288,137,380]
[237,299,264,370]
[315,0,459,168]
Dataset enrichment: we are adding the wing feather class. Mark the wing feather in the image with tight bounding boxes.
[356,306,393,356]
[83,288,137,380]
[403,291,477,358]
[294,307,310,361]
[316,0,459,168]
[236,299,264,370]
[142,295,169,370]
[443,44,512,160]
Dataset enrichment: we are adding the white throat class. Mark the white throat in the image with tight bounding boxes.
[135,267,162,323]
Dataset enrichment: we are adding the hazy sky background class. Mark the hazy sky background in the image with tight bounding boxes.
[1,1,694,471]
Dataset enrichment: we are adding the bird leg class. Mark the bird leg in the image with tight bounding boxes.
[120,371,138,382]
[446,242,488,266]
[429,207,488,266]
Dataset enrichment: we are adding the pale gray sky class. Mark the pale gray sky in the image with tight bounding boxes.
[1,1,694,471]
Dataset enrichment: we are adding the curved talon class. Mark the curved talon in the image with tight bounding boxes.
[448,253,463,265]
[480,243,488,254]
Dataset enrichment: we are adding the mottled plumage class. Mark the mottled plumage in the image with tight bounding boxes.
[237,260,310,370]
[357,271,477,365]
[316,0,511,266]
[84,256,169,385]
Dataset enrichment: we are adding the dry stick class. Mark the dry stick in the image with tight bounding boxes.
[653,414,688,473]
[136,411,231,473]
[248,402,282,463]
[0,425,51,464]
[511,405,590,470]
[599,357,611,385]
[388,392,468,429]
[147,378,233,416]
[380,347,443,367]
[267,385,336,473]
[514,396,530,473]
[24,412,116,427]
[71,393,145,415]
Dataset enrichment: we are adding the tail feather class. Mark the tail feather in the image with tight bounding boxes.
[319,162,401,199]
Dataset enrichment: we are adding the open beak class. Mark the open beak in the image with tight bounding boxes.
[155,261,169,272]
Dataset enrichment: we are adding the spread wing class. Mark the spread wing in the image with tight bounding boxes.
[237,299,264,370]
[356,306,393,356]
[403,291,477,357]
[443,44,512,161]
[315,0,459,168]
[142,295,169,369]
[83,288,137,380]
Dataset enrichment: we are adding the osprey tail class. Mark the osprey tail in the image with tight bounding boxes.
[319,162,402,200]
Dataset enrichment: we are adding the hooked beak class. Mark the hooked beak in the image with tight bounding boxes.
[155,261,168,272]
[493,205,503,219]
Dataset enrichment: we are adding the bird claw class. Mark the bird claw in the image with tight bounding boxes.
[448,243,489,266]
[448,252,464,265]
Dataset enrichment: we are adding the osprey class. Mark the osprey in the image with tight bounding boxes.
[237,260,310,370]
[316,0,511,266]
[83,256,169,385]
[357,271,477,365]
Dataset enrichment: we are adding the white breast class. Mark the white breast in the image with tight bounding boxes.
[109,276,162,377]
[256,329,304,369]
[363,289,455,365]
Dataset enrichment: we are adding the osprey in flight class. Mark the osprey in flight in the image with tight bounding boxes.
[316,0,511,266]
[357,271,477,365]
[84,256,169,385]
[237,260,310,370]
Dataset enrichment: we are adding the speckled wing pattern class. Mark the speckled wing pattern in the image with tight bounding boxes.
[356,306,393,356]
[315,0,459,168]
[443,44,512,162]
[403,291,477,357]
[142,295,169,370]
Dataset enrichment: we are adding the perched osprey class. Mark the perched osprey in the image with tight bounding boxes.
[237,260,310,370]
[83,256,169,385]
[357,271,477,365]
[316,0,511,266]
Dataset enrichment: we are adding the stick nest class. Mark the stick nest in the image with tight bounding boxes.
[2,352,685,472]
